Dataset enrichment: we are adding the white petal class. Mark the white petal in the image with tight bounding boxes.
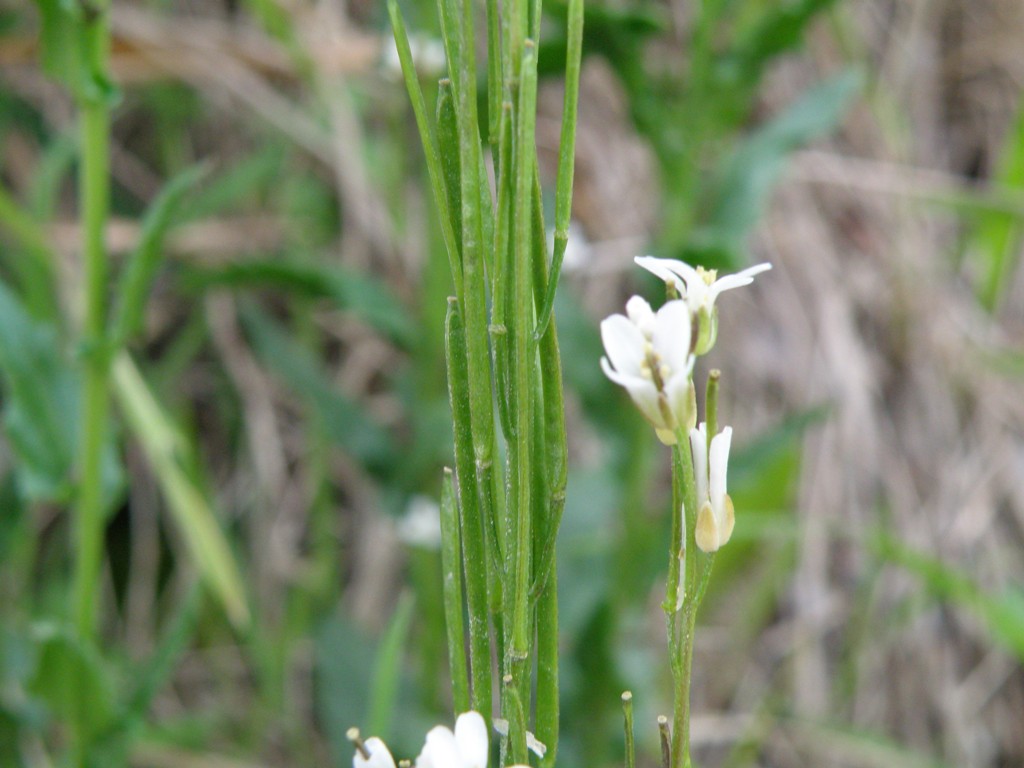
[357,738,397,768]
[736,262,772,278]
[664,373,694,432]
[709,426,732,525]
[650,300,692,376]
[626,379,665,428]
[421,726,461,768]
[689,424,709,507]
[454,712,489,768]
[601,357,664,428]
[707,263,771,304]
[600,314,646,377]
[650,257,702,289]
[625,295,656,337]
[634,255,686,291]
[600,357,647,390]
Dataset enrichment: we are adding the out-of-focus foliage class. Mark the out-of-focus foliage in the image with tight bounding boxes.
[0,0,1022,766]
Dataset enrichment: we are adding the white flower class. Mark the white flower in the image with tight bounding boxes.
[417,712,490,768]
[353,735,397,768]
[382,34,447,79]
[600,296,696,445]
[634,256,771,354]
[690,423,735,553]
[397,495,442,550]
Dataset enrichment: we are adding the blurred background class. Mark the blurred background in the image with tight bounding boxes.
[2,1,1024,766]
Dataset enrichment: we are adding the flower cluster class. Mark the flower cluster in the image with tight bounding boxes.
[600,257,769,552]
[351,712,529,768]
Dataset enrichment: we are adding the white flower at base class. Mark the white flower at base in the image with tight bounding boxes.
[417,712,532,768]
[690,423,735,553]
[600,296,696,445]
[634,256,771,354]
[417,712,489,768]
[353,736,397,768]
[353,713,531,768]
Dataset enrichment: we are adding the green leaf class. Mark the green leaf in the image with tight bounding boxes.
[112,354,250,630]
[181,260,415,347]
[180,147,285,221]
[788,716,955,768]
[367,592,415,737]
[112,163,210,345]
[239,305,397,477]
[27,623,114,745]
[34,0,117,103]
[0,281,121,505]
[694,69,863,267]
[965,99,1024,311]
[729,0,840,83]
[875,534,1024,661]
[315,610,430,758]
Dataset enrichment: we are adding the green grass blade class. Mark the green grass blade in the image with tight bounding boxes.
[875,534,1024,661]
[366,592,415,738]
[111,163,209,346]
[112,354,250,630]
[968,99,1024,311]
[387,0,463,298]
[698,69,862,266]
[535,0,582,339]
[181,259,415,347]
[435,0,462,92]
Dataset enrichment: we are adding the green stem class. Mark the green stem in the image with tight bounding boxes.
[73,4,113,647]
[71,6,113,766]
[535,565,558,768]
[622,691,636,768]
[444,300,492,720]
[439,468,471,713]
[668,428,698,768]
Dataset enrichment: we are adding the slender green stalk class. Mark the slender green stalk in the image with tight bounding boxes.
[529,188,567,597]
[386,0,464,299]
[491,101,515,444]
[535,0,582,338]
[658,716,671,768]
[509,29,538,664]
[485,0,502,143]
[452,0,502,665]
[73,0,113,644]
[706,370,720,451]
[444,300,492,719]
[70,6,114,767]
[439,468,471,713]
[668,428,698,768]
[535,565,558,768]
[622,692,636,768]
[436,81,464,270]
